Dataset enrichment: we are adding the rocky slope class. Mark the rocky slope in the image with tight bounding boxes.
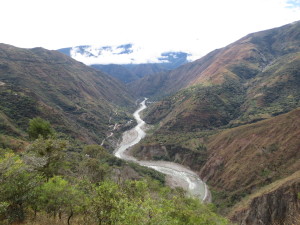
[0,44,134,145]
[229,171,300,225]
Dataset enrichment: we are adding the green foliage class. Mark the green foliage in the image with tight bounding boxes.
[0,138,229,224]
[145,78,245,132]
[128,162,165,185]
[0,150,44,223]
[79,158,110,183]
[28,117,54,140]
[0,135,27,151]
[26,137,68,179]
[86,180,228,225]
[0,87,39,134]
[83,144,110,158]
[37,176,86,223]
[266,143,279,153]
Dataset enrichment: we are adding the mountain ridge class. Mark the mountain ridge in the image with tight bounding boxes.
[131,20,300,224]
[0,43,134,145]
[130,21,300,98]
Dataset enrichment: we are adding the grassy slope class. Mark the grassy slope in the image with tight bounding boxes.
[200,108,300,195]
[130,21,300,99]
[141,22,300,132]
[132,21,300,222]
[0,44,134,145]
[237,52,300,123]
[144,79,245,132]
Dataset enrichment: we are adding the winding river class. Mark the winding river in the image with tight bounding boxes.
[114,99,210,202]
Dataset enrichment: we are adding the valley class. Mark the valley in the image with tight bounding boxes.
[129,21,300,224]
[114,99,210,201]
[0,20,299,225]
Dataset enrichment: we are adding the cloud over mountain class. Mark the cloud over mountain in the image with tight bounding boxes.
[64,43,192,65]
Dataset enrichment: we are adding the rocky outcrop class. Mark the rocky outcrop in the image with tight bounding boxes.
[132,143,207,171]
[230,172,300,225]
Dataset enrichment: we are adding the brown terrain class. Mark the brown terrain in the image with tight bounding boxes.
[132,21,300,224]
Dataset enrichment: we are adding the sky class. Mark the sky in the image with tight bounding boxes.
[1,0,300,63]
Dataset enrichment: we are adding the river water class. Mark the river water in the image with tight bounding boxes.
[114,99,210,202]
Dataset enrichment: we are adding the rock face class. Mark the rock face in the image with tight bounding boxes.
[230,172,300,225]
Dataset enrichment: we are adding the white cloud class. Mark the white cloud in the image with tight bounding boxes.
[70,44,174,64]
[0,0,299,62]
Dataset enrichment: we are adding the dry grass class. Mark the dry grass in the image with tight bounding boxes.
[201,108,300,192]
[229,171,300,215]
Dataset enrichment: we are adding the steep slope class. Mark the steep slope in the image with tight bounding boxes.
[237,52,300,123]
[229,171,300,225]
[0,44,134,145]
[140,21,300,132]
[200,108,300,198]
[144,51,300,132]
[133,108,300,224]
[131,21,300,223]
[204,109,300,224]
[143,79,245,132]
[130,21,300,98]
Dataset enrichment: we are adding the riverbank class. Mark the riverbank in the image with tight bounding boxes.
[114,99,211,202]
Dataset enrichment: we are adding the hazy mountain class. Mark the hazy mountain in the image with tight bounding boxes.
[58,44,189,83]
[0,44,134,145]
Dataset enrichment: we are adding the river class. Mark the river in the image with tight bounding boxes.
[114,99,210,202]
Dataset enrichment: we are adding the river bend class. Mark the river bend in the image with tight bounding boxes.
[114,99,209,202]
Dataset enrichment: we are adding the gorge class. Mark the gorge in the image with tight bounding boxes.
[114,99,210,201]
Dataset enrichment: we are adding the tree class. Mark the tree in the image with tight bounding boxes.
[26,137,68,179]
[0,149,43,223]
[37,176,86,225]
[28,117,54,140]
[79,158,110,183]
[83,144,109,159]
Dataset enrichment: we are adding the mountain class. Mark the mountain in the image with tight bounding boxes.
[139,21,300,130]
[0,44,134,145]
[131,21,300,224]
[199,108,300,214]
[130,21,300,98]
[58,44,189,83]
[133,109,300,223]
[0,45,229,225]
[91,63,168,83]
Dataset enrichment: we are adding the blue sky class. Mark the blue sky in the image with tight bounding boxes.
[287,0,300,7]
[1,0,299,63]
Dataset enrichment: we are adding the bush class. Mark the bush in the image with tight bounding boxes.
[28,117,54,140]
